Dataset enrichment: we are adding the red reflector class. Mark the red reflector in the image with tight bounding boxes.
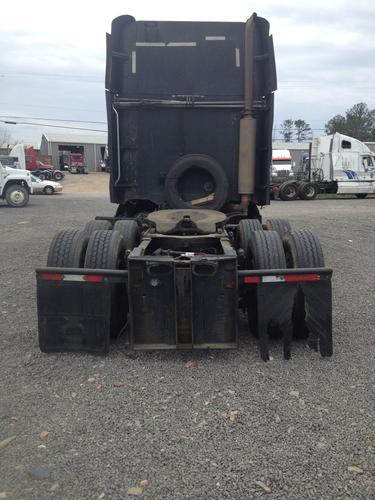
[84,275,104,283]
[244,276,261,284]
[39,273,63,281]
[284,274,320,282]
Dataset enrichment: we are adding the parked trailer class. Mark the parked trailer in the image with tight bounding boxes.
[273,133,375,201]
[36,14,333,361]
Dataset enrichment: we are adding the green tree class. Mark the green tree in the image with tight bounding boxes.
[325,114,347,136]
[280,119,294,142]
[325,103,375,141]
[294,119,312,142]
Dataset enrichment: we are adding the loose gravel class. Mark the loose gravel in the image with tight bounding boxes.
[0,188,374,499]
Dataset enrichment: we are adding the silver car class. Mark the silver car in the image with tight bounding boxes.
[31,175,63,195]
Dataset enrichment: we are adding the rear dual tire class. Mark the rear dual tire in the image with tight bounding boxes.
[278,181,319,201]
[246,230,286,338]
[265,218,291,239]
[298,182,319,200]
[83,219,112,235]
[283,229,325,339]
[283,229,325,268]
[84,230,125,270]
[47,229,89,267]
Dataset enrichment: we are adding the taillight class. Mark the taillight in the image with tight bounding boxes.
[39,273,63,281]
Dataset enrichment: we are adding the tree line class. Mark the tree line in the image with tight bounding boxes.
[279,103,375,142]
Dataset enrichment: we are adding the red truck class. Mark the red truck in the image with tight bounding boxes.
[25,147,64,181]
[60,151,88,174]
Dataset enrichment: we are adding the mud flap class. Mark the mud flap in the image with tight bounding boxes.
[36,268,128,354]
[302,279,333,357]
[128,255,238,349]
[242,269,333,361]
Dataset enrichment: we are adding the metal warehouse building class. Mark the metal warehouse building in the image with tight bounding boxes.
[40,133,107,172]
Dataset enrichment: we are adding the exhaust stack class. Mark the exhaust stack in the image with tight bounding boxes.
[238,14,257,210]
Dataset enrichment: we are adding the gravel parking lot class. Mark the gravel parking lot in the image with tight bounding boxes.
[1,175,374,499]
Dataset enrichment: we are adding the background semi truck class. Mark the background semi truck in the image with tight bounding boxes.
[36,13,333,361]
[271,149,294,183]
[25,146,64,181]
[273,133,375,200]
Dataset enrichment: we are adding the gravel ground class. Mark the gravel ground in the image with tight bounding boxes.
[1,185,374,499]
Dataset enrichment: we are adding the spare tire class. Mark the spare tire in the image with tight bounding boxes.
[164,154,228,210]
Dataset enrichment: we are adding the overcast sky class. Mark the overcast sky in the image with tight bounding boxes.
[1,0,375,145]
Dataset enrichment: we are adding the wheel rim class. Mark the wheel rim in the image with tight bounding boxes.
[285,186,297,199]
[305,186,316,197]
[9,189,25,205]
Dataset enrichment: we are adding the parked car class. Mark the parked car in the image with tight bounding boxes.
[31,175,63,195]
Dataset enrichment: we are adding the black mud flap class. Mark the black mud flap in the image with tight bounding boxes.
[240,268,333,361]
[36,268,128,354]
[128,255,238,349]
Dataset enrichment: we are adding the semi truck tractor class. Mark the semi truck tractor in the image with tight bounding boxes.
[0,161,33,207]
[36,13,332,361]
[9,144,64,181]
[271,149,294,183]
[273,133,375,200]
[25,147,64,181]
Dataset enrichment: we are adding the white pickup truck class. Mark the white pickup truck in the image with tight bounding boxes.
[0,162,33,207]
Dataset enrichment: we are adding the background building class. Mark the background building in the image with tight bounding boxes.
[40,133,107,171]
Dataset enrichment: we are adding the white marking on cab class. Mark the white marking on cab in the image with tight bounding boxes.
[205,36,226,41]
[235,48,240,67]
[136,42,165,47]
[135,42,197,47]
[166,42,197,47]
[132,51,136,73]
